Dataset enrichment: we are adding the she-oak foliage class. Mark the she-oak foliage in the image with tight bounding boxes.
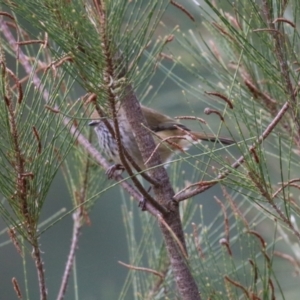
[0,0,300,299]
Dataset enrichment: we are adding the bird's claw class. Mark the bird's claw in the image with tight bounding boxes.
[138,197,147,211]
[106,164,125,179]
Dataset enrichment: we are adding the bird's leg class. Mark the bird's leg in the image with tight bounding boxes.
[138,186,152,211]
[106,164,125,179]
[138,198,147,211]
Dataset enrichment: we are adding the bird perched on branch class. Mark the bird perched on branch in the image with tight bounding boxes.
[89,105,234,173]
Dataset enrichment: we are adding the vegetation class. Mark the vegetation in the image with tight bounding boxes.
[0,0,300,299]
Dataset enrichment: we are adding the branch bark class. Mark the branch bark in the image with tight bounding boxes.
[121,87,201,300]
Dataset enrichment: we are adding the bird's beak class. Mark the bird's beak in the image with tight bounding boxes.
[88,120,100,127]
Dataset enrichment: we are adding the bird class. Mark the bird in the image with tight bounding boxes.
[89,105,234,173]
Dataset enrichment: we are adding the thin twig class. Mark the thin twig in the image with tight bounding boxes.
[205,91,233,109]
[45,55,73,72]
[5,67,23,103]
[272,17,295,28]
[269,279,275,300]
[118,261,164,279]
[0,11,15,20]
[146,265,169,300]
[224,276,250,299]
[175,115,207,124]
[219,238,232,256]
[204,108,224,121]
[7,228,22,256]
[78,130,92,226]
[32,241,47,300]
[175,180,218,197]
[56,209,82,300]
[12,277,22,299]
[248,259,258,283]
[247,230,266,248]
[170,0,195,22]
[32,126,42,154]
[274,251,300,271]
[272,178,300,198]
[17,39,46,46]
[253,28,283,35]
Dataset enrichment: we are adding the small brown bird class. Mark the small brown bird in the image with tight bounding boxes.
[89,105,234,171]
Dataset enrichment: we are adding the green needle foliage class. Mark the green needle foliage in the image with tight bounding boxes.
[2,0,170,109]
[0,0,300,299]
[0,48,78,239]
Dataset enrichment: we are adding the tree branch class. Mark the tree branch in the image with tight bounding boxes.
[56,209,81,300]
[121,86,201,300]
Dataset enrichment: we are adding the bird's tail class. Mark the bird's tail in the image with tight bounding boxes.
[189,132,234,145]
